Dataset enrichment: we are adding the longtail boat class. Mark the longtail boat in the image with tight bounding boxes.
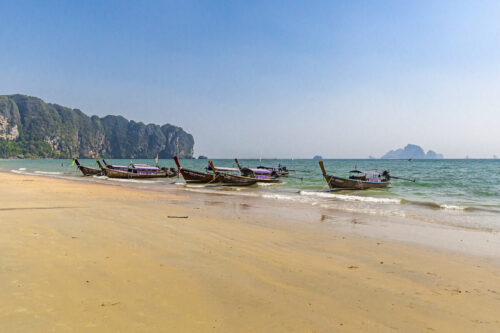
[318,160,391,190]
[206,164,240,173]
[234,159,281,184]
[102,159,131,172]
[102,159,177,178]
[173,156,219,184]
[74,159,102,176]
[209,160,257,186]
[97,161,171,179]
[132,163,178,177]
[257,164,289,177]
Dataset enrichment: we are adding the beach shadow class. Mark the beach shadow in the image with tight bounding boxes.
[239,203,252,210]
[320,214,335,222]
[351,218,366,225]
[204,201,224,206]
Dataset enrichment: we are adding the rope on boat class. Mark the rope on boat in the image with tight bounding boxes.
[206,174,221,184]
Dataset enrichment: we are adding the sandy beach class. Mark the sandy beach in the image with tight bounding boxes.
[1,172,499,332]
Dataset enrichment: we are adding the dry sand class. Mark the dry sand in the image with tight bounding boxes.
[1,172,499,332]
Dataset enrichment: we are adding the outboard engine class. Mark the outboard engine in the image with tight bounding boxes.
[240,167,254,177]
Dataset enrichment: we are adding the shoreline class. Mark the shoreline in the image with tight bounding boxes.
[1,171,500,331]
[4,168,499,259]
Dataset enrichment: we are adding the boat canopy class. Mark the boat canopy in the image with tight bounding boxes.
[207,165,239,172]
[349,170,381,176]
[247,168,272,174]
[258,166,283,171]
[132,165,160,170]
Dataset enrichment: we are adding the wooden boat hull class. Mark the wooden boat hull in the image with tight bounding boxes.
[162,168,179,178]
[218,173,258,186]
[180,168,219,183]
[234,159,281,184]
[257,167,289,177]
[253,177,280,184]
[74,159,102,176]
[77,165,102,176]
[324,174,390,190]
[173,156,218,183]
[103,168,168,179]
[208,159,257,186]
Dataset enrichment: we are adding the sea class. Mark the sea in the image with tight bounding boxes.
[1,158,499,234]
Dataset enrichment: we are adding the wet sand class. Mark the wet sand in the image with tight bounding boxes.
[1,172,499,332]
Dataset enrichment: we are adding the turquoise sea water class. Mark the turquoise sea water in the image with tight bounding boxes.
[1,158,499,232]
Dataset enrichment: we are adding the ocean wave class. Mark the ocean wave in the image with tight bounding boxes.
[34,171,63,175]
[257,182,280,187]
[402,199,474,211]
[401,200,441,209]
[299,190,402,204]
[440,204,467,210]
[262,193,306,202]
[316,203,408,218]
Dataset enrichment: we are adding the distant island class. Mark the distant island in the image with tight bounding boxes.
[381,144,444,159]
[313,155,322,160]
[0,94,194,159]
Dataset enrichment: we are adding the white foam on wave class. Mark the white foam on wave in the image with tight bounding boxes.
[188,186,405,217]
[299,190,401,204]
[185,187,400,210]
[440,204,466,210]
[34,171,63,175]
[262,193,305,202]
[184,184,211,188]
[258,181,288,186]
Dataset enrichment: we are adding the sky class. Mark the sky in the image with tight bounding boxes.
[1,0,499,158]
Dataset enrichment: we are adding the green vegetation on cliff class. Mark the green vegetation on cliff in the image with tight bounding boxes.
[0,94,194,158]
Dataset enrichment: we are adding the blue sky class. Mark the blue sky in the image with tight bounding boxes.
[1,0,499,158]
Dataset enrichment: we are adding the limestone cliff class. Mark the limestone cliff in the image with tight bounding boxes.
[0,94,194,158]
